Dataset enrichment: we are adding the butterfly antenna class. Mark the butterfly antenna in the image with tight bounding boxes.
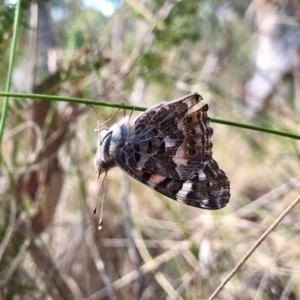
[93,181,102,214]
[123,104,126,117]
[99,108,122,128]
[86,104,101,133]
[93,171,107,212]
[97,172,108,230]
[87,104,122,132]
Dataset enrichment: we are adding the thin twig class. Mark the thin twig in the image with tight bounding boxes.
[86,241,190,300]
[29,238,76,300]
[121,173,143,299]
[0,198,16,261]
[84,227,117,300]
[75,156,117,300]
[133,229,185,300]
[208,194,300,300]
[0,236,32,288]
[235,174,300,217]
[101,0,181,96]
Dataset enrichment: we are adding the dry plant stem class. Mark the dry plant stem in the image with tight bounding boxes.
[291,49,300,126]
[8,198,74,300]
[3,120,42,148]
[208,194,300,300]
[0,198,16,261]
[280,268,299,300]
[18,267,44,298]
[174,269,199,298]
[250,227,300,300]
[101,0,180,96]
[75,164,117,300]
[86,241,190,300]
[235,174,300,217]
[133,229,185,300]
[121,173,143,299]
[0,236,31,288]
[29,2,38,89]
[101,238,189,248]
[29,239,75,300]
[83,226,117,300]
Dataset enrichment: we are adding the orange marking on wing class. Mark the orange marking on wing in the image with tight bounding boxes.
[149,174,166,184]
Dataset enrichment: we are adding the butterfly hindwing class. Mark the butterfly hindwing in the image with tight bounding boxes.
[111,93,230,209]
[114,156,229,209]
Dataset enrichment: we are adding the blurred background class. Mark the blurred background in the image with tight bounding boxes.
[1,0,300,299]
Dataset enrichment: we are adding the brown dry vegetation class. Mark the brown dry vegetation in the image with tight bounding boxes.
[1,0,300,299]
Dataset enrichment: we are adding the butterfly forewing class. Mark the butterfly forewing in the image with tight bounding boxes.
[97,92,230,209]
[134,93,201,134]
[126,94,209,180]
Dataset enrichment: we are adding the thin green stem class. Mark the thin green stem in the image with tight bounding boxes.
[0,92,147,112]
[210,118,300,141]
[0,1,22,145]
[0,91,300,141]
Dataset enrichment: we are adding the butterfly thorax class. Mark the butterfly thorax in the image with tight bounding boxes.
[94,120,129,177]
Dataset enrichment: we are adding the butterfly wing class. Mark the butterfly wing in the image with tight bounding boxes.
[127,93,213,180]
[113,93,230,209]
[115,155,229,209]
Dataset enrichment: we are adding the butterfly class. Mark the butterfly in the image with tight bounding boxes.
[94,93,230,209]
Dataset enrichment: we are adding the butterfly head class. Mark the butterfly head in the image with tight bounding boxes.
[94,128,116,178]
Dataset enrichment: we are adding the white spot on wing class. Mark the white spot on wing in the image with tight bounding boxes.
[198,172,206,181]
[164,136,177,148]
[176,181,192,202]
[173,147,189,166]
[200,199,210,205]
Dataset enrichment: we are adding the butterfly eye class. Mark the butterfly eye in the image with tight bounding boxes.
[94,156,102,178]
[189,128,196,135]
[184,117,192,124]
[188,139,196,147]
[100,131,112,145]
[187,149,196,156]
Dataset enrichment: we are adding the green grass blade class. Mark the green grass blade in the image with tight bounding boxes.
[0,0,22,145]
